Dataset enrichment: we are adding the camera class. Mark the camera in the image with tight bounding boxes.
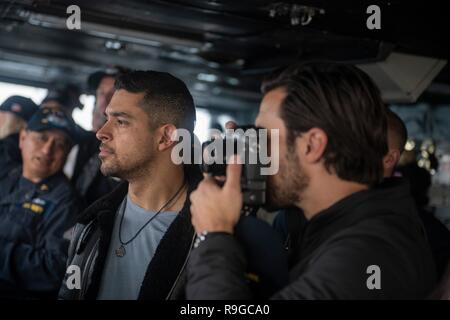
[201,125,268,210]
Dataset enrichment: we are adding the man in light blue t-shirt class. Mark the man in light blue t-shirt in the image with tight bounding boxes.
[97,195,178,299]
[59,70,202,300]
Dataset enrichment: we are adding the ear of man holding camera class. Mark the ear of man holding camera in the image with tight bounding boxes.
[186,62,436,300]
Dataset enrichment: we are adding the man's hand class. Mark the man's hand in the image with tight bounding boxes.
[190,155,243,234]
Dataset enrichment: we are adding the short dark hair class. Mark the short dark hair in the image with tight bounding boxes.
[387,109,407,153]
[115,70,196,132]
[262,62,388,186]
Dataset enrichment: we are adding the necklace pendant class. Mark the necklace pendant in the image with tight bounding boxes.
[115,245,126,257]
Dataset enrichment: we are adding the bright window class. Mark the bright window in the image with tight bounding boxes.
[0,82,47,106]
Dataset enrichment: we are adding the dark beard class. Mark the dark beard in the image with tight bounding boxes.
[100,158,154,183]
[99,162,125,179]
[263,150,309,211]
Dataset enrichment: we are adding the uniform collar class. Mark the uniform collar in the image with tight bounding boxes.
[18,171,65,193]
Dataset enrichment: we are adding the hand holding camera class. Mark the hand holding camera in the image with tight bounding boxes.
[201,123,268,209]
[189,154,243,235]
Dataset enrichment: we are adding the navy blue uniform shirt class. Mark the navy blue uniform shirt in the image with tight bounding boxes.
[0,167,79,298]
[0,133,21,181]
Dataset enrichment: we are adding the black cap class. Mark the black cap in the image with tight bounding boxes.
[27,107,78,143]
[87,66,129,93]
[41,84,83,110]
[0,95,39,121]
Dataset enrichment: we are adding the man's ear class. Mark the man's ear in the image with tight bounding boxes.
[157,124,178,152]
[383,149,401,171]
[298,128,328,164]
[19,129,27,150]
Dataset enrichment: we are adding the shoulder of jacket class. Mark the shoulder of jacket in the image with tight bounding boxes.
[77,182,127,224]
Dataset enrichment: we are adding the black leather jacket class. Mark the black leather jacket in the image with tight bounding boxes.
[59,166,202,300]
[187,178,437,299]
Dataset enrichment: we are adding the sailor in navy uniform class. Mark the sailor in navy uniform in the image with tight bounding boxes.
[0,95,39,180]
[0,107,81,299]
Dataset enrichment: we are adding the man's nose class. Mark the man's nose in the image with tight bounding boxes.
[96,120,111,142]
[41,140,55,156]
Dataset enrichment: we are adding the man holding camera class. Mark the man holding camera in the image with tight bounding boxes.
[187,62,436,299]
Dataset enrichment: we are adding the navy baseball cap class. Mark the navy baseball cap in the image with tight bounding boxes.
[41,84,83,110]
[0,95,38,121]
[27,108,78,143]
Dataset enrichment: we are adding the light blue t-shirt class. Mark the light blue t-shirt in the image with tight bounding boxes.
[97,195,177,300]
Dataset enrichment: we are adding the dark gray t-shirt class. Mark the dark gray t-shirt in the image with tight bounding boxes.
[97,195,177,300]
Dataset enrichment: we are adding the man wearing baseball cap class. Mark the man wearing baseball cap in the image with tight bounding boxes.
[71,67,127,208]
[0,107,81,299]
[0,95,39,180]
[40,84,83,114]
[88,66,128,132]
[40,84,93,180]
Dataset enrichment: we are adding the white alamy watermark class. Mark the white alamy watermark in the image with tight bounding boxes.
[366,265,381,290]
[66,265,81,290]
[170,128,280,175]
[366,5,381,30]
[66,5,81,30]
